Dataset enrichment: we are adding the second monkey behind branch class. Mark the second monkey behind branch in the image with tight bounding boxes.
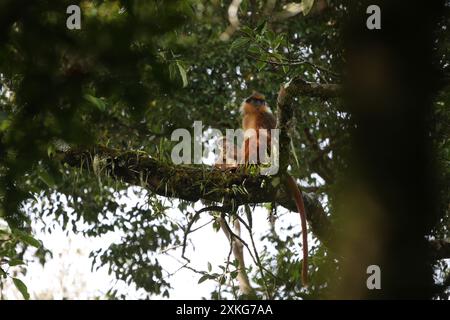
[239,92,309,286]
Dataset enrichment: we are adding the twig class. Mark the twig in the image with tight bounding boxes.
[181,209,202,262]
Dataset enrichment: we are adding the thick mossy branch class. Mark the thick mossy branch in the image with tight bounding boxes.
[276,83,294,173]
[277,77,342,105]
[288,78,342,99]
[58,146,449,259]
[58,146,333,247]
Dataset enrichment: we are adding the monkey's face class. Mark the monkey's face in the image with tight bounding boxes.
[240,93,269,114]
[241,96,270,115]
[245,96,266,107]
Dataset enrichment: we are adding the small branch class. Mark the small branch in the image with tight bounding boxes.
[247,54,306,67]
[220,0,243,41]
[181,209,203,262]
[303,128,335,183]
[220,220,236,299]
[287,57,341,78]
[246,54,340,78]
[235,214,280,281]
[219,213,257,296]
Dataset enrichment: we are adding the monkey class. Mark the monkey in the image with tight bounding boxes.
[212,92,308,290]
[214,136,238,170]
[239,91,309,286]
[240,92,276,165]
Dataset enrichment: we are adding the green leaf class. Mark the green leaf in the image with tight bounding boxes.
[38,170,56,187]
[273,35,284,50]
[47,144,56,158]
[198,274,210,284]
[256,60,267,71]
[0,111,9,131]
[290,139,300,168]
[230,37,250,50]
[0,118,11,132]
[302,0,315,16]
[239,25,253,36]
[13,278,30,300]
[266,29,276,43]
[207,262,212,272]
[176,61,188,88]
[271,52,284,62]
[84,94,106,111]
[255,20,267,34]
[271,177,281,188]
[168,62,178,80]
[12,229,41,248]
[8,259,24,266]
[248,44,260,54]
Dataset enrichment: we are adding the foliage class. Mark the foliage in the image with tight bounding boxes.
[0,0,448,299]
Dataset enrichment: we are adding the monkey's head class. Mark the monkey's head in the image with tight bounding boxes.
[240,91,271,114]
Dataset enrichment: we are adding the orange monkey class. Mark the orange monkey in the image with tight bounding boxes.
[240,92,309,286]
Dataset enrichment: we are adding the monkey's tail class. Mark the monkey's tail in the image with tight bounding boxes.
[286,175,308,286]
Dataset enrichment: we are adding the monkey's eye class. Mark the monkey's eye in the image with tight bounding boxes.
[246,98,265,106]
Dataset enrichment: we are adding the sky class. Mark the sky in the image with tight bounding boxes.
[2,191,303,300]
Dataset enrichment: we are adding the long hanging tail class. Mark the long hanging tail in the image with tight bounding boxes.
[286,175,308,286]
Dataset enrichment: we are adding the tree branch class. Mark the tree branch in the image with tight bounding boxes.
[294,80,342,98]
[57,146,334,246]
[282,77,342,99]
[57,146,448,260]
